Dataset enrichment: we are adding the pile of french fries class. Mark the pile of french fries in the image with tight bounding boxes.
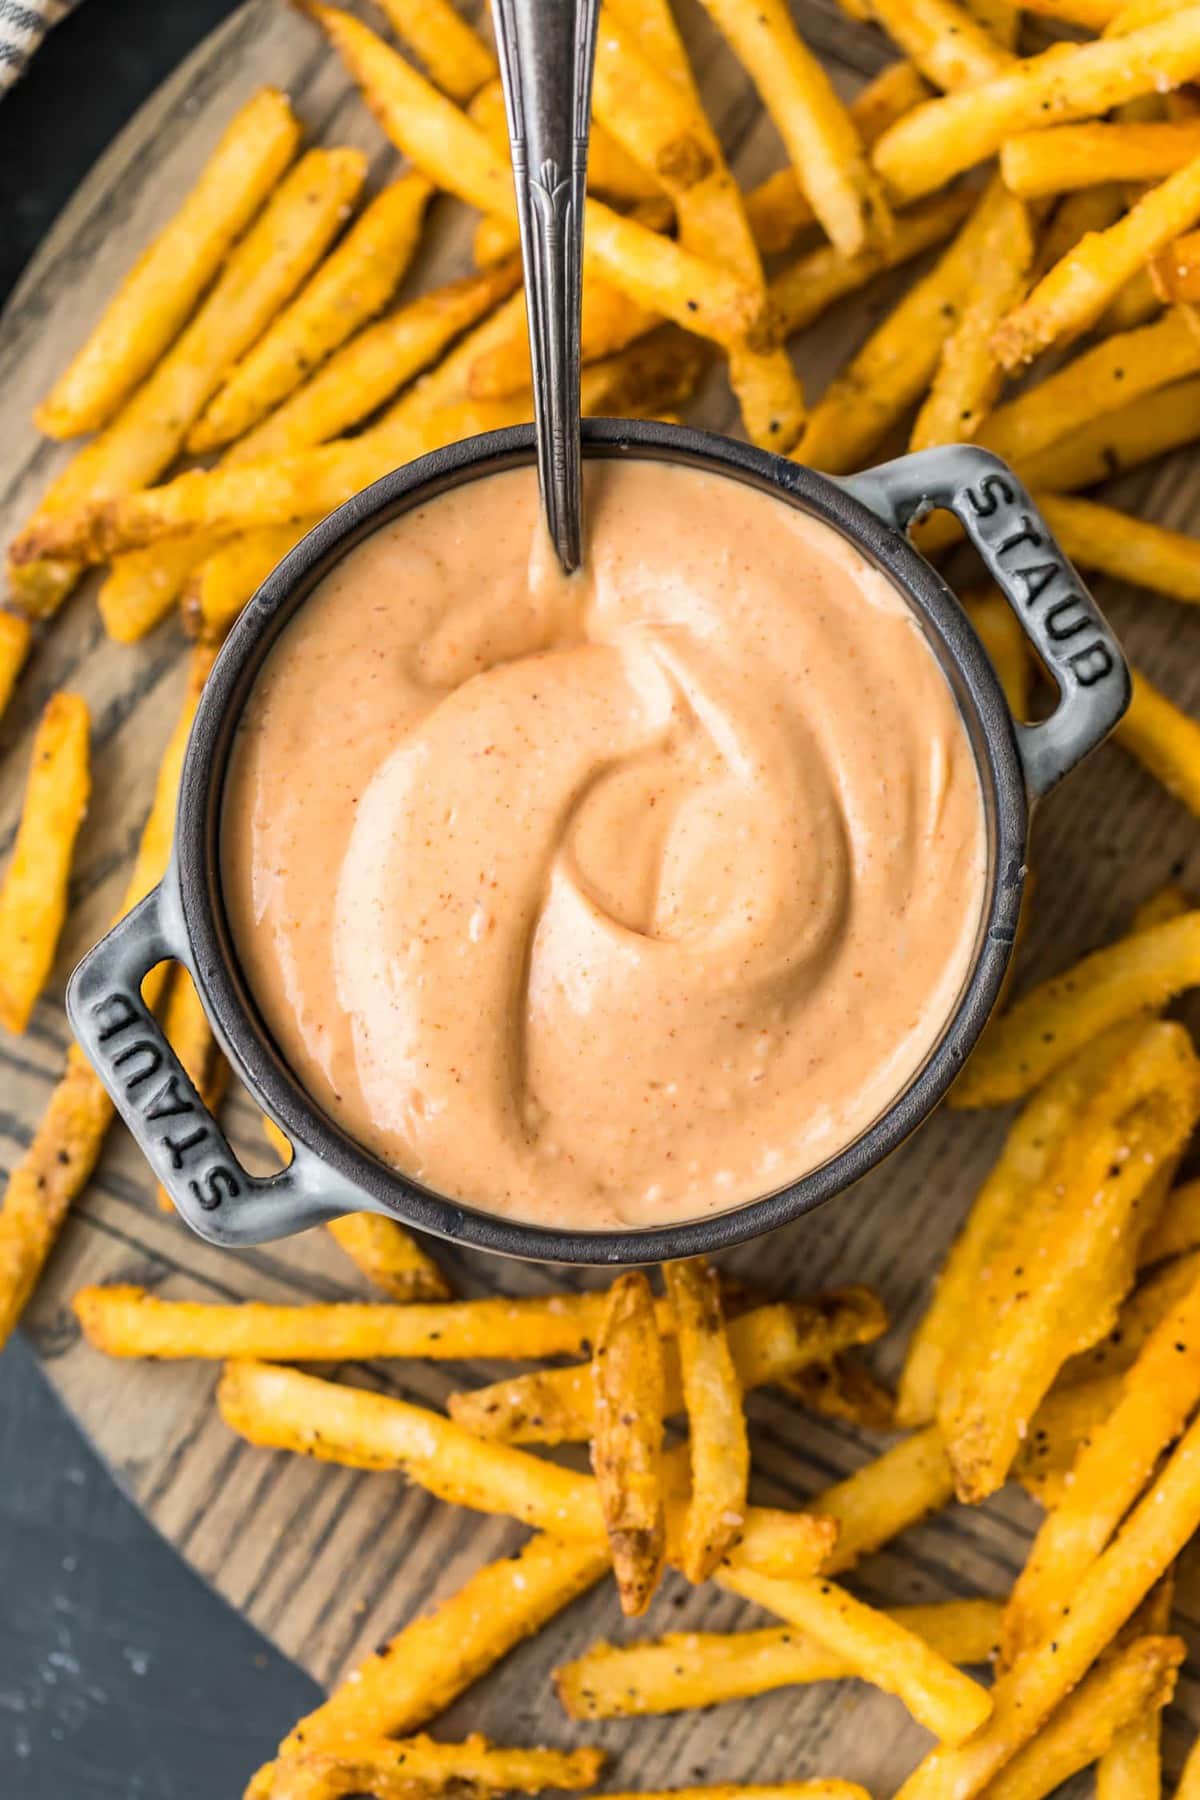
[8,0,1200,1792]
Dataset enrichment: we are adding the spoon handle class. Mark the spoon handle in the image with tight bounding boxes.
[491,0,599,574]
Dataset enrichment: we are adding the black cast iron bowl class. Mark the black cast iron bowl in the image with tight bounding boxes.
[67,420,1130,1266]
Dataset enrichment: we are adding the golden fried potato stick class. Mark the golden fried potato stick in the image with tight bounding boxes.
[1002,120,1200,197]
[984,1637,1183,1800]
[899,1023,1147,1425]
[375,0,497,99]
[1116,669,1200,815]
[1020,370,1200,490]
[0,692,90,1034]
[964,590,1029,716]
[816,1426,954,1572]
[694,0,887,256]
[323,1215,451,1302]
[36,88,300,440]
[449,1289,886,1444]
[244,1532,611,1797]
[797,181,1003,474]
[770,191,971,338]
[979,306,1200,469]
[599,0,805,449]
[0,648,212,1351]
[1001,1257,1200,1666]
[11,146,368,620]
[185,521,320,643]
[1140,1175,1200,1264]
[298,2,759,347]
[1036,490,1200,600]
[468,76,663,210]
[955,912,1200,1108]
[718,1568,992,1744]
[867,0,1015,92]
[1151,223,1200,295]
[154,967,228,1210]
[1012,1374,1124,1506]
[188,172,433,451]
[940,1022,1200,1501]
[873,8,1200,204]
[0,612,30,722]
[591,1272,667,1615]
[72,1284,651,1361]
[663,1258,748,1583]
[745,64,928,253]
[233,258,522,458]
[467,281,658,399]
[1130,884,1191,934]
[894,1411,1200,1799]
[778,1353,896,1429]
[910,185,1032,449]
[1061,1251,1200,1393]
[1098,1573,1177,1799]
[271,1733,603,1800]
[993,155,1200,366]
[97,537,225,647]
[555,1601,1002,1718]
[1178,1736,1200,1800]
[592,9,714,196]
[219,1361,836,1579]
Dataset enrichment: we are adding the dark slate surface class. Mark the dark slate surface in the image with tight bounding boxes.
[0,4,320,1794]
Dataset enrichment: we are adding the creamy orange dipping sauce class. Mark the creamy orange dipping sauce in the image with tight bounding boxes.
[222,461,987,1229]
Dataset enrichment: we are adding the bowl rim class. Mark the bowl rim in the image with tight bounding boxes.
[174,418,1028,1264]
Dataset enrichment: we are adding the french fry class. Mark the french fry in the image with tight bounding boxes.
[663,1258,749,1582]
[872,9,1200,204]
[895,1410,1200,1799]
[978,306,1200,469]
[1060,1250,1200,1388]
[898,1023,1147,1425]
[375,0,497,100]
[71,1285,640,1361]
[867,0,1015,92]
[0,693,90,1034]
[718,1568,993,1744]
[218,1361,836,1579]
[10,146,368,608]
[1000,1255,1200,1666]
[992,157,1200,366]
[97,538,222,646]
[1012,1374,1125,1507]
[1035,184,1128,282]
[1116,669,1200,815]
[0,612,30,723]
[0,650,211,1351]
[770,191,972,339]
[185,521,320,642]
[35,88,301,439]
[467,281,659,401]
[270,1733,603,1800]
[1139,1175,1200,1263]
[1151,223,1200,295]
[1179,1737,1200,1800]
[467,77,663,214]
[555,1599,1003,1718]
[954,912,1200,1107]
[188,172,433,451]
[909,184,1033,448]
[1035,491,1200,601]
[1020,372,1200,491]
[745,63,931,254]
[695,0,887,257]
[964,589,1029,716]
[154,967,227,1211]
[1130,884,1191,933]
[591,1272,667,1615]
[939,1021,1200,1501]
[780,1355,896,1429]
[299,4,760,350]
[1003,120,1200,197]
[448,1289,886,1444]
[982,1637,1183,1800]
[798,181,1007,475]
[816,1425,955,1572]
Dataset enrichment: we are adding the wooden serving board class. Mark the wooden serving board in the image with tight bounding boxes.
[4,0,1200,1788]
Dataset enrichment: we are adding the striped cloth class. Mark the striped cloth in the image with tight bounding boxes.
[0,0,77,93]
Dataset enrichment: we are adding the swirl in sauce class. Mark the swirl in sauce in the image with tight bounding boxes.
[222,462,987,1229]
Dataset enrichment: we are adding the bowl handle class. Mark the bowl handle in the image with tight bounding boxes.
[66,882,378,1246]
[840,444,1130,797]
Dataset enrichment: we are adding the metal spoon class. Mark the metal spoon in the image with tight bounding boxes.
[491,0,600,574]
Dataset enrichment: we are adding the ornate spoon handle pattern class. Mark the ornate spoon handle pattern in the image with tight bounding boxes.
[491,0,600,573]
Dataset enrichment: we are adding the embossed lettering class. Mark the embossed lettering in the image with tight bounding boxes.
[1011,561,1059,606]
[144,1073,197,1123]
[188,1166,241,1212]
[1068,642,1117,686]
[163,1125,209,1170]
[997,515,1044,557]
[963,473,1015,518]
[113,1039,163,1090]
[93,991,139,1042]
[1045,597,1091,642]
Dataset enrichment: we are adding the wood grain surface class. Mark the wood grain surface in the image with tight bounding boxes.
[3,0,1200,1789]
